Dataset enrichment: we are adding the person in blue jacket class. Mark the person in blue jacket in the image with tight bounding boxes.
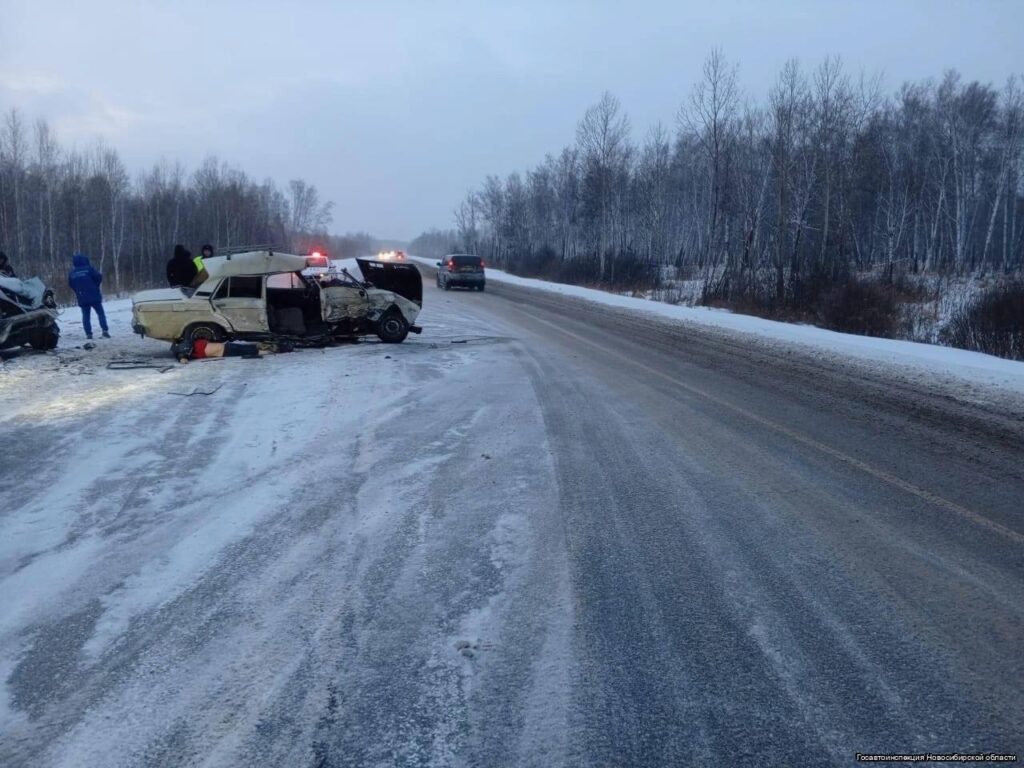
[68,252,109,339]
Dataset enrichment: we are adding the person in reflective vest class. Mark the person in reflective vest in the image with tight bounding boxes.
[194,244,213,286]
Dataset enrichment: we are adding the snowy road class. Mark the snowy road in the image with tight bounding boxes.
[2,276,1023,766]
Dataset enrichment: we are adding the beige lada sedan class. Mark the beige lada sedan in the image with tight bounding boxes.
[132,250,422,345]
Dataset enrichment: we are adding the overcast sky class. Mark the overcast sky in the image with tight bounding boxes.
[1,0,1022,241]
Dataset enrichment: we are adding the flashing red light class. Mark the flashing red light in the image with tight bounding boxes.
[306,250,329,268]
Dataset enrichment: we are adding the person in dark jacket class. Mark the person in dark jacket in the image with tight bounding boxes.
[167,244,197,288]
[68,252,109,339]
[0,251,15,278]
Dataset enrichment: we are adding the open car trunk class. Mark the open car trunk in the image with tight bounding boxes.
[356,259,423,307]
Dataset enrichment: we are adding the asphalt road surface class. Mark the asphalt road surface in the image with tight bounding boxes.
[2,272,1022,767]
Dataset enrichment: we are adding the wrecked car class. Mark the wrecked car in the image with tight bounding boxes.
[0,276,60,351]
[131,250,423,345]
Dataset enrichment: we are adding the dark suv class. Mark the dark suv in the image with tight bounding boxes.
[436,255,485,291]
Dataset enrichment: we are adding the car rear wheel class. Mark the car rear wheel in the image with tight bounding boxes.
[183,322,226,343]
[478,285,486,292]
[443,280,450,291]
[377,310,409,343]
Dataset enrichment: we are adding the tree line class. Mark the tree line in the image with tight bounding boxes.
[421,54,1024,316]
[0,108,335,300]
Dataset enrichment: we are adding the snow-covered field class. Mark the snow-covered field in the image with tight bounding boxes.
[413,257,1024,398]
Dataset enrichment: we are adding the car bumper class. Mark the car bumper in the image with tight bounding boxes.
[447,273,485,285]
[0,309,59,349]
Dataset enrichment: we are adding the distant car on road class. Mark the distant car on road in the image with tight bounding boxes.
[377,250,406,261]
[436,255,485,291]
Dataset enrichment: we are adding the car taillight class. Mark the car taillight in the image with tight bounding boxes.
[448,262,456,270]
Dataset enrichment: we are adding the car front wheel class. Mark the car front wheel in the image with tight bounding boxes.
[377,311,409,343]
[29,326,59,350]
[184,322,226,343]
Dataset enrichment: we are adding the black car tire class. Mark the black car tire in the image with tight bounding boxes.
[443,280,450,291]
[29,326,59,351]
[183,322,226,343]
[478,285,486,292]
[377,310,409,343]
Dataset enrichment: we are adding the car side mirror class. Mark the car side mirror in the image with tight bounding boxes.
[436,262,442,267]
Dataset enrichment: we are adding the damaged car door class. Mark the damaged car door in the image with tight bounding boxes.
[211,275,268,333]
[320,279,371,324]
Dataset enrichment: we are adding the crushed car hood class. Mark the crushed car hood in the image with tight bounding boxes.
[0,276,48,312]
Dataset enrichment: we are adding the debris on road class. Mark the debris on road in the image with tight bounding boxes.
[167,384,224,397]
[106,359,175,373]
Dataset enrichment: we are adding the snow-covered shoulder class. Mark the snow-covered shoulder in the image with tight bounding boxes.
[410,255,1024,399]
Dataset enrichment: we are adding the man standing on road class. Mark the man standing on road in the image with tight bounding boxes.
[0,251,15,277]
[68,252,109,339]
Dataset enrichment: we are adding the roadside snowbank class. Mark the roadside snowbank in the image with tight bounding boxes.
[412,256,1024,396]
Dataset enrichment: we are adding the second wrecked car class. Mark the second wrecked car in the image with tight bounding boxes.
[0,276,60,352]
[131,250,423,345]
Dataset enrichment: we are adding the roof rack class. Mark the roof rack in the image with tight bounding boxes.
[212,244,290,257]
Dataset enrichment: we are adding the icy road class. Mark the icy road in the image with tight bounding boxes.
[1,274,1023,766]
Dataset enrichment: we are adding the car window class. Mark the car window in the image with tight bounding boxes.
[230,276,263,298]
[267,273,298,289]
[212,279,228,300]
[450,256,482,267]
